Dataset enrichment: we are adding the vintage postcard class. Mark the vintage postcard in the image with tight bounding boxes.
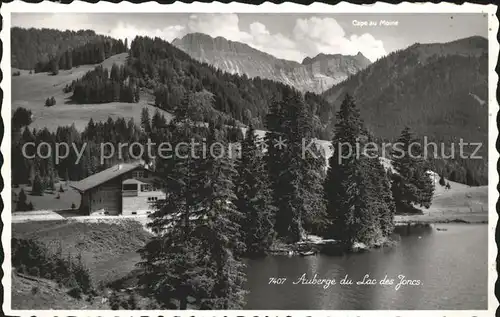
[1,1,498,316]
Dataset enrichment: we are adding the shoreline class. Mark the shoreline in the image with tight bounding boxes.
[268,215,488,257]
[394,212,488,225]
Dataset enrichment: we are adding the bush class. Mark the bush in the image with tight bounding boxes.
[109,291,121,310]
[87,293,95,304]
[128,293,138,310]
[68,286,83,299]
[28,266,40,277]
[31,286,39,295]
[18,264,27,274]
[73,254,92,293]
[12,238,94,297]
[13,71,21,76]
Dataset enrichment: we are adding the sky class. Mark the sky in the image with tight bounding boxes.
[12,13,488,62]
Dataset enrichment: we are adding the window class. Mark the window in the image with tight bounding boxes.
[123,184,138,191]
[141,184,152,192]
[144,170,149,178]
[132,171,144,179]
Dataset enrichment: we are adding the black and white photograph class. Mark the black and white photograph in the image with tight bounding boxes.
[2,2,497,315]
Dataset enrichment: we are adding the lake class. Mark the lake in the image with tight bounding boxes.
[244,224,488,310]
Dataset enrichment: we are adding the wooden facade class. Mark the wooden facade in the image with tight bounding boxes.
[73,163,164,215]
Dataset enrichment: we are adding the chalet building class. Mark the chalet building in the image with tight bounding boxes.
[71,162,165,215]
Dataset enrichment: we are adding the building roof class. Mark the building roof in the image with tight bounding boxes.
[122,178,146,185]
[71,162,144,193]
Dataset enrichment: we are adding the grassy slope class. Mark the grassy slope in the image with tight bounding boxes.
[12,219,150,284]
[13,181,81,212]
[12,53,171,131]
[12,273,109,310]
[395,175,488,224]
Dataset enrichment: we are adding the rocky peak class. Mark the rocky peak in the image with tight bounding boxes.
[173,32,372,93]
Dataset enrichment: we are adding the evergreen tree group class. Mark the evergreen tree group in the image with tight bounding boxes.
[138,95,246,309]
[34,38,127,73]
[324,94,396,245]
[391,127,435,212]
[265,89,326,242]
[68,64,139,104]
[235,125,276,256]
[12,238,94,297]
[127,36,332,139]
[11,27,110,70]
[11,107,153,187]
[323,45,488,186]
[45,96,56,107]
[322,94,434,245]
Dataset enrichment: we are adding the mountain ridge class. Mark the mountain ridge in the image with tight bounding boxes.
[172,32,371,93]
[321,35,488,184]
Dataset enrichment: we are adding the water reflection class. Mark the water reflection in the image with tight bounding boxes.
[245,224,487,310]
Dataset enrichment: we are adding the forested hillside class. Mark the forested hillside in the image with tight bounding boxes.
[55,36,333,138]
[323,36,488,185]
[128,36,333,139]
[34,39,128,74]
[11,27,123,70]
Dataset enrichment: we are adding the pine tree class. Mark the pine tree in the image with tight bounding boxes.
[151,110,165,131]
[379,168,396,237]
[324,94,366,243]
[362,147,396,239]
[194,124,246,309]
[16,189,29,211]
[140,107,151,134]
[439,174,446,186]
[12,107,33,130]
[32,174,45,196]
[66,50,73,69]
[235,125,276,256]
[391,127,435,212]
[265,89,325,242]
[323,94,395,245]
[297,99,327,236]
[48,172,56,191]
[50,58,59,75]
[139,99,246,309]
